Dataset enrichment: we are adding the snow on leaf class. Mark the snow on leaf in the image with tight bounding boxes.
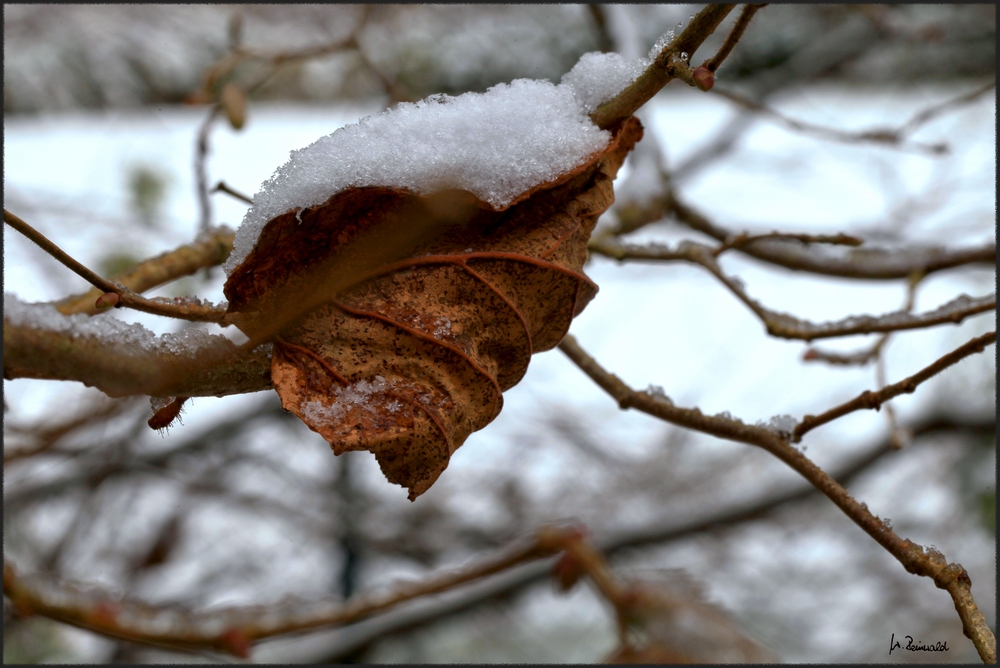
[224,118,643,499]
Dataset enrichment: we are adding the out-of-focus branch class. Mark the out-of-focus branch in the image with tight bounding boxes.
[669,191,996,279]
[557,333,996,663]
[211,181,253,205]
[599,180,996,280]
[55,227,235,316]
[794,331,996,442]
[296,414,994,663]
[3,396,137,465]
[1,526,577,657]
[591,238,994,341]
[715,80,994,154]
[713,231,863,255]
[701,4,766,74]
[591,4,737,129]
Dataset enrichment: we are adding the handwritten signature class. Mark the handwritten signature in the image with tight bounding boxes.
[889,633,949,655]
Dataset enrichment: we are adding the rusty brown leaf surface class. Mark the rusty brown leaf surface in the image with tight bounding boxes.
[224,117,642,499]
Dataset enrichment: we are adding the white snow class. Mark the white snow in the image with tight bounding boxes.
[560,52,647,114]
[300,375,396,424]
[224,50,658,274]
[3,293,233,358]
[755,414,798,436]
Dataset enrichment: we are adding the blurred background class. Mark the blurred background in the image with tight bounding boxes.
[3,4,996,663]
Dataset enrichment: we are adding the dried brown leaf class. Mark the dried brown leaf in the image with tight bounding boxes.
[224,117,643,499]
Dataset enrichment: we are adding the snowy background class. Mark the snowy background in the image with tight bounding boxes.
[3,4,995,664]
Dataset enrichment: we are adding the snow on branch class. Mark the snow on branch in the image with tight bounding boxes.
[3,294,272,398]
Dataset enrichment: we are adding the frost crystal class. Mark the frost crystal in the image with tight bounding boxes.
[3,293,231,358]
[645,384,673,404]
[755,414,798,436]
[301,376,394,424]
[150,396,175,412]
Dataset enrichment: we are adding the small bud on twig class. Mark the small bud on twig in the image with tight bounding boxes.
[95,292,119,310]
[220,83,247,130]
[148,397,188,431]
[692,66,715,91]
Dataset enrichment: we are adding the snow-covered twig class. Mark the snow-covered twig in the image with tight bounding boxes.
[794,331,996,442]
[3,296,272,398]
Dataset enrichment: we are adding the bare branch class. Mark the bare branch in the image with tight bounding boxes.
[712,88,949,154]
[602,181,996,280]
[794,331,996,441]
[667,191,997,280]
[6,210,229,323]
[713,231,863,255]
[701,4,767,74]
[56,227,235,316]
[5,209,121,295]
[557,333,996,663]
[211,180,253,204]
[591,238,994,340]
[1,526,573,657]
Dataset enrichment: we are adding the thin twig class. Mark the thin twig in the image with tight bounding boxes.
[5,209,121,295]
[794,331,996,442]
[701,4,767,73]
[6,210,228,323]
[591,238,994,340]
[1,526,575,656]
[557,334,996,663]
[713,88,949,155]
[211,181,253,205]
[55,227,235,316]
[591,4,737,129]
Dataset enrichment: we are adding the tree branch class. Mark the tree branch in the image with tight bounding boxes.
[794,331,996,441]
[1,526,575,657]
[590,4,737,129]
[3,320,272,398]
[701,4,766,74]
[5,209,120,296]
[591,238,994,340]
[557,333,996,662]
[55,227,235,316]
[5,210,228,323]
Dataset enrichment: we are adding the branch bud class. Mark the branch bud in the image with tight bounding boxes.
[95,292,119,310]
[692,66,715,91]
